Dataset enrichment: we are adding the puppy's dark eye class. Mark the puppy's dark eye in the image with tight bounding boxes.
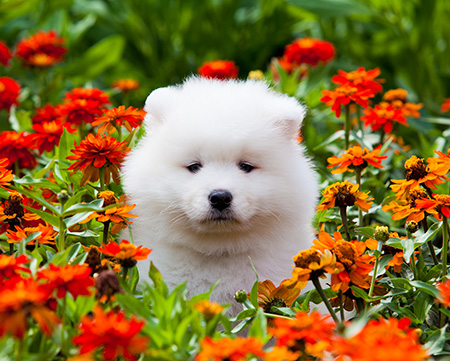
[238,162,255,173]
[187,162,202,173]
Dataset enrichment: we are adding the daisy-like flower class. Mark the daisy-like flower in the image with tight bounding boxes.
[73,305,150,361]
[196,336,265,361]
[98,240,151,268]
[28,120,75,154]
[112,79,140,92]
[327,145,387,174]
[332,317,428,361]
[390,155,450,199]
[5,223,57,246]
[194,300,225,322]
[0,131,37,170]
[382,186,430,222]
[415,194,450,221]
[0,191,41,232]
[441,98,450,113]
[198,60,239,80]
[15,30,66,67]
[269,311,335,360]
[429,148,450,167]
[93,106,144,135]
[0,277,60,338]
[436,278,450,307]
[0,254,30,280]
[0,77,21,112]
[320,84,374,117]
[38,264,94,299]
[382,242,405,273]
[361,103,408,133]
[381,88,423,118]
[0,158,13,190]
[67,134,130,186]
[316,180,373,212]
[331,67,383,94]
[282,37,335,67]
[63,87,110,105]
[0,41,12,66]
[58,99,106,127]
[255,279,302,315]
[32,104,62,124]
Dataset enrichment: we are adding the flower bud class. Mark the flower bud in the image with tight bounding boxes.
[234,290,248,304]
[374,225,389,243]
[406,220,419,234]
[57,190,70,204]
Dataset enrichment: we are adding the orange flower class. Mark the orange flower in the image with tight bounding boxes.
[429,148,450,167]
[0,158,13,190]
[67,134,130,186]
[112,79,140,92]
[73,305,150,361]
[0,131,37,170]
[437,278,450,307]
[0,41,12,66]
[98,240,151,268]
[313,231,375,293]
[390,156,450,199]
[93,106,144,135]
[441,98,450,113]
[282,37,335,67]
[320,84,374,117]
[382,242,405,273]
[0,76,21,111]
[0,254,30,280]
[255,279,302,316]
[331,67,383,94]
[361,103,408,133]
[269,311,335,359]
[79,191,138,234]
[381,88,423,118]
[194,300,225,321]
[382,186,430,222]
[0,277,60,338]
[64,87,110,105]
[196,336,265,361]
[0,191,42,233]
[316,181,373,212]
[332,317,428,361]
[198,60,239,80]
[15,30,66,67]
[327,145,387,174]
[38,264,94,299]
[5,223,57,245]
[415,194,450,220]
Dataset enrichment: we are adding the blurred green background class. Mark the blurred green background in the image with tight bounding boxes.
[1,0,449,112]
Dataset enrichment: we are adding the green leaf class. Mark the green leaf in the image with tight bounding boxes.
[248,309,268,339]
[64,211,95,228]
[355,226,375,239]
[62,198,104,217]
[24,206,60,228]
[58,128,77,163]
[424,325,448,355]
[149,262,169,297]
[413,292,434,322]
[409,280,439,298]
[289,0,372,17]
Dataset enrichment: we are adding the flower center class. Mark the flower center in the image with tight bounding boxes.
[404,156,428,181]
[263,298,287,314]
[332,240,357,267]
[294,249,321,268]
[335,184,356,207]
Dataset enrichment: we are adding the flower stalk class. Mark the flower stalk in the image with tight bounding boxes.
[311,276,340,325]
[442,217,449,279]
[339,206,351,241]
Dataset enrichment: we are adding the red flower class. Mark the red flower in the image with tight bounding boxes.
[442,98,450,113]
[437,278,450,307]
[98,240,151,268]
[198,60,239,80]
[28,120,75,154]
[362,103,408,132]
[38,264,94,299]
[67,133,130,186]
[32,104,62,124]
[73,305,150,361]
[15,30,66,67]
[332,67,383,94]
[320,84,374,117]
[0,41,12,66]
[58,99,106,127]
[0,77,21,111]
[93,106,144,134]
[283,37,335,67]
[0,158,13,190]
[0,254,30,280]
[63,87,110,105]
[0,131,37,170]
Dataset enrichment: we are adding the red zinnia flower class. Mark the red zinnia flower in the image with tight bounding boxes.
[362,103,408,133]
[0,131,37,170]
[0,77,21,111]
[437,278,450,307]
[283,37,335,67]
[98,240,151,268]
[0,41,12,66]
[28,120,76,154]
[58,99,106,127]
[320,84,374,117]
[73,305,150,361]
[32,104,62,124]
[198,60,239,80]
[442,98,450,113]
[63,87,110,105]
[112,79,140,92]
[332,67,383,95]
[0,254,30,280]
[92,106,144,135]
[15,30,66,67]
[38,264,94,299]
[67,133,130,186]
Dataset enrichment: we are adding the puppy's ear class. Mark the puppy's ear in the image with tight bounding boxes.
[275,99,307,140]
[143,86,178,127]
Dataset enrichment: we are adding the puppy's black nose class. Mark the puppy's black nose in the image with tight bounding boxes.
[209,189,233,211]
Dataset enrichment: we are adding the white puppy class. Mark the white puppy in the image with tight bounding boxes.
[122,77,318,312]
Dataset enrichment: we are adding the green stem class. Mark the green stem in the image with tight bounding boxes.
[406,230,418,280]
[339,206,351,241]
[356,104,363,133]
[368,241,383,298]
[422,219,439,265]
[16,338,23,361]
[338,289,345,323]
[344,104,351,150]
[9,243,14,255]
[60,294,67,354]
[123,267,129,283]
[355,169,362,241]
[99,167,106,191]
[57,203,66,252]
[117,125,122,142]
[442,217,449,279]
[102,221,110,244]
[311,277,340,326]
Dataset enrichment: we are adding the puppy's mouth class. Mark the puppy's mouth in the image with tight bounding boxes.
[202,209,238,223]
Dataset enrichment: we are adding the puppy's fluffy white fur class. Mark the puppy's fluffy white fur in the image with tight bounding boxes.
[122,77,318,312]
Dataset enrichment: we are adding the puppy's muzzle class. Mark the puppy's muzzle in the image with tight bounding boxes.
[208,189,233,211]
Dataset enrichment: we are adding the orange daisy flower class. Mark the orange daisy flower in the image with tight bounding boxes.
[313,231,375,293]
[382,241,405,273]
[0,131,37,170]
[194,300,225,322]
[112,79,140,92]
[0,191,42,233]
[198,60,239,80]
[0,41,12,66]
[196,336,265,361]
[316,181,373,212]
[436,278,450,307]
[327,145,387,174]
[390,156,450,200]
[93,106,144,135]
[361,103,408,133]
[331,67,383,94]
[0,76,21,111]
[381,88,423,118]
[320,84,374,118]
[0,254,30,280]
[0,277,60,338]
[5,223,57,246]
[429,148,450,167]
[73,305,150,361]
[269,311,335,360]
[415,194,450,220]
[0,158,13,190]
[255,279,302,315]
[382,186,430,222]
[283,37,335,67]
[98,240,151,268]
[441,98,450,113]
[332,317,428,361]
[67,134,130,186]
[15,30,66,67]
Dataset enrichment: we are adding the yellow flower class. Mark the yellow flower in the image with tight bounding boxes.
[316,181,373,212]
[327,145,386,174]
[194,300,225,321]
